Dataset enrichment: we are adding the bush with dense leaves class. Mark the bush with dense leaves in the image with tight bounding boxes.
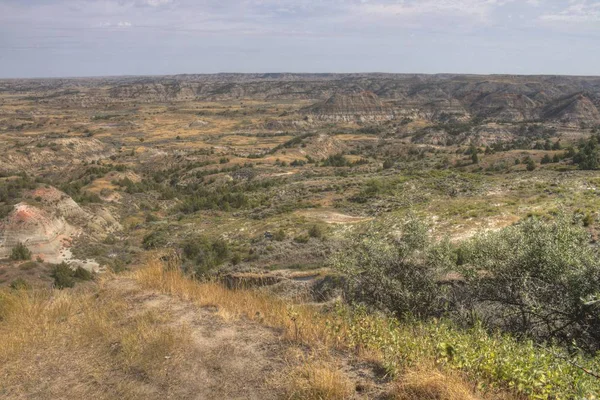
[334,215,600,354]
[51,263,76,289]
[51,263,93,289]
[332,217,454,319]
[142,231,169,250]
[10,242,32,261]
[457,215,600,352]
[181,236,230,276]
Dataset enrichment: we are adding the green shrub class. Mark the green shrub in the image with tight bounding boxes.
[73,266,93,281]
[457,215,600,353]
[181,236,230,276]
[308,225,323,239]
[273,229,286,241]
[9,278,30,290]
[51,263,75,289]
[10,242,32,261]
[321,153,348,167]
[525,157,536,171]
[334,214,600,354]
[332,217,453,318]
[142,231,168,250]
[231,253,242,265]
[574,135,600,170]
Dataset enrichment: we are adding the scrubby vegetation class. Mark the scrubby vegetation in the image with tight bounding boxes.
[329,215,600,397]
[137,258,600,398]
[10,242,32,261]
[335,216,600,354]
[181,236,230,276]
[51,263,93,289]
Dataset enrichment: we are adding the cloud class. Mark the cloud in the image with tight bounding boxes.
[353,0,516,22]
[95,20,133,28]
[539,0,600,23]
[141,0,173,7]
[526,0,542,6]
[1,0,600,78]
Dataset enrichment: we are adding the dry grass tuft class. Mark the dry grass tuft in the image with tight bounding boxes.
[391,369,479,400]
[280,355,354,400]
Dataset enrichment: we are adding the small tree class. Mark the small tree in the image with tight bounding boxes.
[541,154,552,164]
[308,225,323,239]
[51,263,75,289]
[10,242,31,261]
[575,135,600,170]
[526,157,536,171]
[382,159,394,169]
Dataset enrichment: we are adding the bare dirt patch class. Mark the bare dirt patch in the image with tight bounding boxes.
[295,209,372,224]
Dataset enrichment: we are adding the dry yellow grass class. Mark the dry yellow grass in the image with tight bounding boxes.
[0,283,193,399]
[391,369,479,400]
[0,260,496,399]
[133,258,347,349]
[282,359,354,400]
[133,260,494,400]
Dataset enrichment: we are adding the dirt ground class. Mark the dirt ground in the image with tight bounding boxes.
[105,276,391,400]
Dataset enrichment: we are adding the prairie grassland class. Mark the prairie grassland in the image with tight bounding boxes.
[0,282,193,399]
[8,257,599,399]
[1,261,478,400]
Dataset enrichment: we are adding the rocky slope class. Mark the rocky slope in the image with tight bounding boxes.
[0,186,120,269]
[0,138,117,174]
[302,91,394,122]
[543,92,600,126]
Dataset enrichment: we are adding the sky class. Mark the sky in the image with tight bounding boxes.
[0,0,599,78]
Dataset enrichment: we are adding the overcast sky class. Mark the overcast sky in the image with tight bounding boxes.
[1,0,599,78]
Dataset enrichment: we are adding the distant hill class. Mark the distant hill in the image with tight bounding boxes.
[2,73,600,124]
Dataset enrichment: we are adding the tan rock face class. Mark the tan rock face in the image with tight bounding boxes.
[0,187,121,267]
[299,134,348,161]
[303,91,395,122]
[0,203,77,262]
[543,93,600,126]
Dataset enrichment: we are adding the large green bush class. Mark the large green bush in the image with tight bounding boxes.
[334,215,600,353]
[51,263,94,289]
[332,217,454,319]
[51,263,75,289]
[181,236,230,276]
[10,242,32,261]
[458,215,600,353]
[331,216,600,396]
